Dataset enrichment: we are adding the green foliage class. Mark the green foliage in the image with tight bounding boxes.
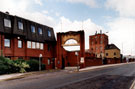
[13,59,29,73]
[26,59,39,71]
[0,56,15,74]
[0,57,46,75]
[26,59,46,71]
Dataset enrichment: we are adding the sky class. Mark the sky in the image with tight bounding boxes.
[0,0,135,55]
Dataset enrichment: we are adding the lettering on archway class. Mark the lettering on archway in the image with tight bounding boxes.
[61,33,80,46]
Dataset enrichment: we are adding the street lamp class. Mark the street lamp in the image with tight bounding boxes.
[39,54,42,71]
[75,52,79,72]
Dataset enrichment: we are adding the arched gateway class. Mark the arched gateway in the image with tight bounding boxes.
[56,31,85,69]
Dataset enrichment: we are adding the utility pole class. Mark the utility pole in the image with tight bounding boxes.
[82,21,83,30]
[122,43,123,54]
[61,21,62,32]
[39,54,42,71]
[75,52,79,72]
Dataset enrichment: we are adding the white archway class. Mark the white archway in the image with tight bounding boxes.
[63,39,80,51]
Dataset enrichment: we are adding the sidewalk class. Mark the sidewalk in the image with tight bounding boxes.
[0,73,24,81]
[80,62,134,72]
[0,62,134,82]
[0,70,60,82]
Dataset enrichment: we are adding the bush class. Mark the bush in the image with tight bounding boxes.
[0,57,46,75]
[26,59,46,71]
[26,59,39,71]
[0,57,29,74]
[0,56,16,74]
[13,59,29,73]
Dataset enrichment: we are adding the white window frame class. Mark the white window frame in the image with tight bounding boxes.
[4,39,10,47]
[36,42,40,49]
[27,41,31,48]
[18,40,22,48]
[40,43,44,50]
[4,19,11,28]
[32,42,36,49]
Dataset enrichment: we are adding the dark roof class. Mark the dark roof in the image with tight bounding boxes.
[105,44,120,50]
[0,11,56,43]
[58,30,84,35]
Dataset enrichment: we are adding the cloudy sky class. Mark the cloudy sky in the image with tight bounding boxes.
[0,0,135,55]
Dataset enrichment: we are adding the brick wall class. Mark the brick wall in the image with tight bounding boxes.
[85,58,102,67]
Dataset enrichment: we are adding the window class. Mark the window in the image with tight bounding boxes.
[91,48,93,50]
[100,46,102,50]
[101,36,102,39]
[27,41,31,48]
[48,30,51,37]
[40,43,43,50]
[106,53,108,56]
[114,52,116,55]
[4,39,10,47]
[91,42,94,45]
[38,28,42,35]
[31,25,35,33]
[96,47,98,50]
[4,19,11,28]
[36,42,40,49]
[18,21,23,30]
[48,45,50,51]
[48,59,50,65]
[32,42,36,49]
[18,40,22,48]
[100,41,102,44]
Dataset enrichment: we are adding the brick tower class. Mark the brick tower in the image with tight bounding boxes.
[89,31,108,58]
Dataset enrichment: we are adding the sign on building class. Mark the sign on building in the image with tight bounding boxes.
[80,57,84,63]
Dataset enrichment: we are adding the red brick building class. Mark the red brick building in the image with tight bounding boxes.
[0,11,56,70]
[89,31,108,58]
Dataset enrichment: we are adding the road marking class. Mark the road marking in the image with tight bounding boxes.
[130,80,135,89]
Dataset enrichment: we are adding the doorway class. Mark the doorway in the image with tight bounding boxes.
[62,57,65,69]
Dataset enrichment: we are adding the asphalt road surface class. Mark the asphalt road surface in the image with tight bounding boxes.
[0,63,135,89]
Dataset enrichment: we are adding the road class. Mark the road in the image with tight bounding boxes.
[0,63,135,89]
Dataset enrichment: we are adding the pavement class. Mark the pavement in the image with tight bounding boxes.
[0,62,133,82]
[79,62,131,71]
[0,69,61,82]
[0,62,135,89]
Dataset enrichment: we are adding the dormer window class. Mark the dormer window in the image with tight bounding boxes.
[48,30,51,37]
[18,21,23,30]
[4,18,11,28]
[31,25,35,33]
[38,28,42,35]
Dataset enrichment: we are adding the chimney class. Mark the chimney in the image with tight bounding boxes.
[100,30,102,34]
[95,31,97,35]
[5,11,9,14]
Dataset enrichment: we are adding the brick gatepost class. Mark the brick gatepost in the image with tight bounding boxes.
[56,31,85,69]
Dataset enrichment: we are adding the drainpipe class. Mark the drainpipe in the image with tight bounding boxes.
[1,34,3,56]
